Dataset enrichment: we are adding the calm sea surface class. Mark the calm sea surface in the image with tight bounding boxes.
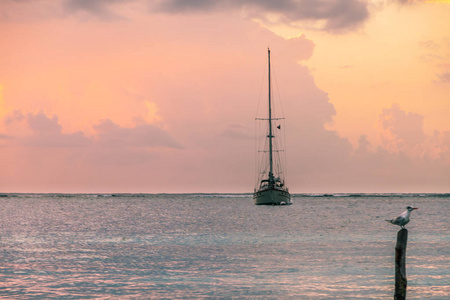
[0,193,448,299]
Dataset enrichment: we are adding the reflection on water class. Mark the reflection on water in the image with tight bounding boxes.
[0,194,448,299]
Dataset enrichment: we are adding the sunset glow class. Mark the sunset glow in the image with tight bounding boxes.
[1,0,449,193]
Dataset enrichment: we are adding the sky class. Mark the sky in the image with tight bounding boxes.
[1,0,450,193]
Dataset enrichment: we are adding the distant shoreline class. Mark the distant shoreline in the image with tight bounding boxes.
[1,193,450,198]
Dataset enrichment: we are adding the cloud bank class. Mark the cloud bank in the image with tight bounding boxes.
[155,0,369,32]
[346,104,450,192]
[93,119,184,149]
[378,103,425,154]
[2,0,370,32]
[4,111,182,149]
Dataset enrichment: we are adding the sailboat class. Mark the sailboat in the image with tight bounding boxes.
[254,48,291,205]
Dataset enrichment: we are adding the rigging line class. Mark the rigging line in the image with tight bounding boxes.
[256,120,265,186]
[260,128,268,183]
[268,55,288,185]
[254,114,257,188]
[271,57,286,120]
[255,55,268,188]
[255,56,268,119]
[283,118,288,185]
[256,120,270,187]
[256,124,261,187]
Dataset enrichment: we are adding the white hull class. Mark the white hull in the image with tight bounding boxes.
[254,188,291,205]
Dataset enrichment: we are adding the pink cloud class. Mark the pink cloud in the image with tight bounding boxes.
[93,119,184,149]
[5,111,91,148]
[3,111,182,149]
[377,103,425,154]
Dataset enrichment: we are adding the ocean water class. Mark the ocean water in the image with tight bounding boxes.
[0,193,448,299]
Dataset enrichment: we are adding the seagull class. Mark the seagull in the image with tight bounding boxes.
[386,206,418,228]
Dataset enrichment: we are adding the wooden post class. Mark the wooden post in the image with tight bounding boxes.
[394,228,408,300]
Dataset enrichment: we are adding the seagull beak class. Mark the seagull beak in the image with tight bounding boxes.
[412,207,418,210]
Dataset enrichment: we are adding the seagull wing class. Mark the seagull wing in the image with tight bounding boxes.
[391,216,405,225]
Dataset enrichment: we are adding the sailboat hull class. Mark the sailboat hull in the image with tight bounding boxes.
[253,188,291,205]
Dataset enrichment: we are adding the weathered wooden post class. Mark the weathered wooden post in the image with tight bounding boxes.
[394,228,408,300]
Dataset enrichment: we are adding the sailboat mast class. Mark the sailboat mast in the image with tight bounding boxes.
[254,48,291,205]
[268,48,274,185]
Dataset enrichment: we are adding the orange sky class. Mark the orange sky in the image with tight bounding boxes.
[1,0,450,193]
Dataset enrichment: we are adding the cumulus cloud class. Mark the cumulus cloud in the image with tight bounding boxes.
[93,119,184,149]
[370,103,450,166]
[340,104,450,192]
[354,134,371,155]
[307,103,450,192]
[3,111,183,149]
[155,0,370,32]
[424,130,450,161]
[377,103,425,153]
[5,111,91,147]
[27,111,63,134]
[282,34,316,61]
